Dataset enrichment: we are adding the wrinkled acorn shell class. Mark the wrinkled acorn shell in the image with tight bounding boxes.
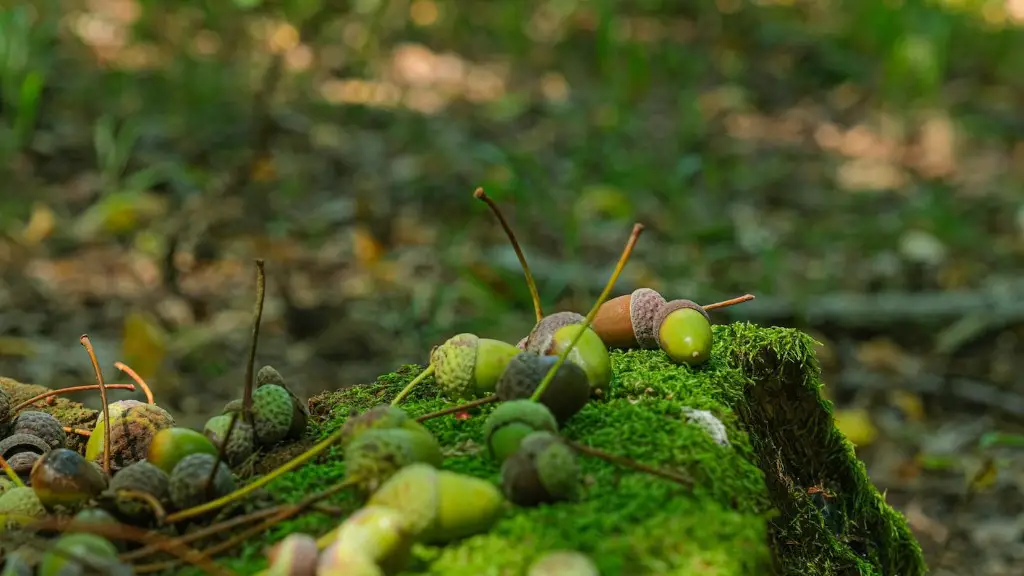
[30,448,108,510]
[168,453,237,511]
[524,312,586,356]
[12,411,67,450]
[495,353,590,423]
[0,433,51,460]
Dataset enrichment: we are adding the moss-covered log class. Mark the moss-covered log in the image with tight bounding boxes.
[243,323,925,575]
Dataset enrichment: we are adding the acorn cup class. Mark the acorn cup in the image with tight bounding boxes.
[592,287,667,349]
[524,312,612,398]
[368,463,506,545]
[147,427,219,474]
[105,461,169,525]
[0,487,45,530]
[168,453,237,512]
[344,428,443,494]
[29,448,108,511]
[85,400,175,473]
[203,415,256,467]
[483,400,559,464]
[496,352,590,424]
[501,431,580,507]
[340,405,431,449]
[429,333,521,400]
[255,365,309,441]
[252,384,306,446]
[330,505,414,575]
[266,533,318,576]
[10,411,67,450]
[0,433,51,483]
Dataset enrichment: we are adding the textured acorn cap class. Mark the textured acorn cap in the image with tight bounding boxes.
[168,453,237,511]
[12,411,67,450]
[252,384,294,446]
[430,333,479,400]
[630,288,668,349]
[341,405,410,448]
[203,415,256,467]
[496,353,590,423]
[525,312,585,355]
[0,487,46,530]
[654,300,713,366]
[108,461,169,523]
[30,448,108,510]
[85,400,175,473]
[501,431,579,507]
[344,428,426,494]
[483,400,558,462]
[527,550,600,576]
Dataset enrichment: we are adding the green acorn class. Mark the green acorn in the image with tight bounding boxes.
[527,550,600,576]
[340,405,436,449]
[147,427,218,474]
[331,506,413,575]
[39,533,127,576]
[525,311,612,397]
[252,384,300,446]
[430,333,520,400]
[107,461,169,524]
[203,415,256,467]
[30,448,108,511]
[317,545,383,576]
[501,431,580,507]
[482,400,558,463]
[368,463,505,545]
[85,400,175,472]
[168,453,236,511]
[344,428,442,494]
[496,352,590,423]
[654,300,713,366]
[0,487,45,530]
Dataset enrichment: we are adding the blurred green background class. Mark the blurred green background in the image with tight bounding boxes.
[1,0,1023,573]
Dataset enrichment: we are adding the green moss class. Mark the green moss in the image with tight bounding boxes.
[185,323,925,576]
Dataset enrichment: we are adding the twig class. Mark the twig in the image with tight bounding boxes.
[562,439,694,487]
[114,362,155,403]
[242,260,266,426]
[9,384,135,414]
[121,507,280,562]
[415,396,498,422]
[114,489,167,524]
[80,335,110,475]
[207,411,239,500]
[0,453,25,486]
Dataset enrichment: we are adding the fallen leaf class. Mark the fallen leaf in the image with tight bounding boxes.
[855,338,916,375]
[834,408,878,447]
[121,310,168,382]
[19,202,56,246]
[966,456,999,494]
[888,389,926,422]
[352,226,385,267]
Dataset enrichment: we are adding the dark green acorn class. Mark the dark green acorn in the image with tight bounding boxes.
[496,353,590,423]
[168,453,236,511]
[501,431,580,507]
[107,461,169,524]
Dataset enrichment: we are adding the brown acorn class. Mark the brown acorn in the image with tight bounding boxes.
[107,461,169,524]
[11,411,67,450]
[524,312,612,397]
[85,400,175,472]
[592,287,667,349]
[501,431,580,507]
[496,353,590,423]
[30,448,108,511]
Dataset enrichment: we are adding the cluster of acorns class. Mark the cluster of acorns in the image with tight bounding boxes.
[0,365,308,573]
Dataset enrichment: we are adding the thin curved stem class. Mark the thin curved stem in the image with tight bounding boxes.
[9,384,135,414]
[80,335,110,476]
[703,294,755,312]
[391,364,434,406]
[415,395,498,423]
[114,361,155,403]
[474,187,544,322]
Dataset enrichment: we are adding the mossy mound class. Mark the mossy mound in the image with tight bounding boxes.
[213,323,924,576]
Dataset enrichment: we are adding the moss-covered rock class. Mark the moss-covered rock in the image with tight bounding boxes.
[206,323,925,576]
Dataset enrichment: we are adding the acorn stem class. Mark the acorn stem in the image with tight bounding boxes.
[114,361,156,403]
[415,395,499,422]
[8,383,136,414]
[164,424,348,524]
[206,410,239,500]
[0,454,25,487]
[474,187,544,323]
[242,259,267,428]
[703,293,755,312]
[80,334,111,476]
[115,489,168,524]
[64,426,92,437]
[562,438,693,488]
[391,363,435,406]
[531,223,645,403]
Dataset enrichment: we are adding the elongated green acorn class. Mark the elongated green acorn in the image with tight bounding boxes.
[332,505,413,575]
[654,299,713,366]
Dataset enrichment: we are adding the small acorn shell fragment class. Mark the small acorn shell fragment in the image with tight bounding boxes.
[266,532,318,576]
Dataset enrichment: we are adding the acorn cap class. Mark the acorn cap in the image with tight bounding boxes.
[496,353,590,424]
[30,448,108,510]
[0,433,51,462]
[630,288,668,349]
[344,428,425,494]
[483,400,558,463]
[168,453,237,511]
[501,431,579,507]
[203,415,256,468]
[654,300,713,366]
[341,405,411,448]
[430,333,479,400]
[251,384,295,446]
[108,461,169,524]
[368,463,440,536]
[525,312,585,355]
[12,411,67,450]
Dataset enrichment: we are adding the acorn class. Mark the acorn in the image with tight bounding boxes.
[30,448,108,510]
[429,333,521,400]
[317,544,384,576]
[223,399,244,415]
[0,487,45,530]
[85,400,175,472]
[344,428,442,494]
[203,415,256,467]
[0,433,51,483]
[368,463,505,544]
[147,427,219,474]
[266,532,318,576]
[11,411,66,450]
[332,506,413,575]
[256,365,309,440]
[69,507,119,530]
[496,353,590,423]
[38,533,127,576]
[107,461,169,524]
[525,312,612,397]
[168,453,237,511]
[340,405,434,448]
[252,384,301,446]
[483,400,558,463]
[527,550,600,576]
[591,287,667,349]
[501,431,580,507]
[653,299,713,366]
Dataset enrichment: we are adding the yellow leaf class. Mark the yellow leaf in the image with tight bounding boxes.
[19,202,56,247]
[834,408,878,448]
[251,156,277,182]
[888,390,926,423]
[73,191,168,240]
[121,311,168,382]
[966,457,999,494]
[352,226,385,267]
